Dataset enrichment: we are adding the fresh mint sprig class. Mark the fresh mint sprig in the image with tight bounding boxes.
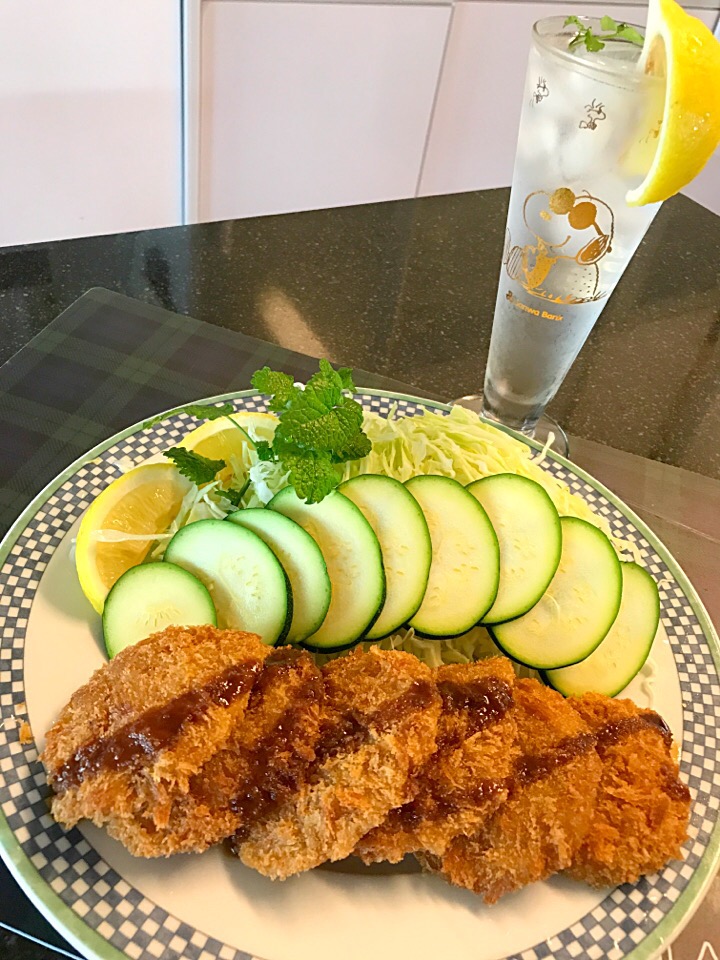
[565,15,644,53]
[251,359,371,503]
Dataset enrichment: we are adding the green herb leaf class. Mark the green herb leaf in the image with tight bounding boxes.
[250,358,371,503]
[251,367,299,412]
[336,367,356,392]
[164,447,225,485]
[330,431,373,463]
[277,395,364,455]
[253,440,275,462]
[282,451,342,505]
[183,403,236,421]
[220,482,249,507]
[616,22,645,45]
[143,402,235,430]
[565,13,644,52]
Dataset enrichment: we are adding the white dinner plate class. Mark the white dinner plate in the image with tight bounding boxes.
[0,389,718,960]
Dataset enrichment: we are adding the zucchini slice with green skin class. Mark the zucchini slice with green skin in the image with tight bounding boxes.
[405,475,500,637]
[102,561,217,658]
[164,519,291,646]
[490,516,622,670]
[227,508,331,644]
[268,487,385,653]
[338,474,432,640]
[543,562,660,697]
[466,474,562,625]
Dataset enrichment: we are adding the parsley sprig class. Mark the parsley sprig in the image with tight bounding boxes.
[162,447,248,505]
[565,15,644,53]
[251,360,371,503]
[164,447,225,485]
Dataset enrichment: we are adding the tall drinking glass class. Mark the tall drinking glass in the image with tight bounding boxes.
[464,16,664,448]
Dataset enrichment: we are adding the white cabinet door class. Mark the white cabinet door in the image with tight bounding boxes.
[419,2,719,198]
[0,0,182,248]
[195,1,451,223]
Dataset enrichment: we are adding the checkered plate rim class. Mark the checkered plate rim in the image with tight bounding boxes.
[0,388,718,960]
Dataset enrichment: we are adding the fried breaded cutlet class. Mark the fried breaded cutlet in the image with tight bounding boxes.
[356,657,518,863]
[421,678,603,903]
[158,642,325,854]
[45,632,691,898]
[43,625,275,857]
[566,693,691,887]
[233,647,442,879]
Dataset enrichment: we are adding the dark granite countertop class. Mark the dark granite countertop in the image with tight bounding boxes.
[1,188,719,478]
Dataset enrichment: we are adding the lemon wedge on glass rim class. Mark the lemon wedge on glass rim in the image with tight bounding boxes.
[626,0,720,205]
[75,462,193,613]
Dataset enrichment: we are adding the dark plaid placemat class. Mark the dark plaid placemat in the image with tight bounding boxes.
[0,287,424,539]
[0,287,425,957]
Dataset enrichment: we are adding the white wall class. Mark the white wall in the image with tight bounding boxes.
[195,1,451,222]
[0,0,182,247]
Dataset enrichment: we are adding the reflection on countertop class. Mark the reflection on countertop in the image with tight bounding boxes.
[0,188,718,479]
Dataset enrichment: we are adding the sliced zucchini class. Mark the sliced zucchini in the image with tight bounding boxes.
[102,561,217,658]
[466,474,561,624]
[268,487,385,652]
[227,507,331,644]
[405,475,500,637]
[164,519,291,646]
[490,516,622,670]
[544,562,660,697]
[338,474,431,639]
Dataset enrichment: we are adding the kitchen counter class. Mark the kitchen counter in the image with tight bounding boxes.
[2,188,718,480]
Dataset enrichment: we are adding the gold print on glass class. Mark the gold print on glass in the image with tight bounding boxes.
[504,187,615,305]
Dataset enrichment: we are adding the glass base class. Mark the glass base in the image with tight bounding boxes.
[452,394,569,458]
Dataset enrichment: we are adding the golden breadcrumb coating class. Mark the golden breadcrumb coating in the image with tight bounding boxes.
[43,625,274,856]
[356,657,518,863]
[234,647,442,879]
[422,678,602,903]
[566,693,691,887]
[44,631,690,899]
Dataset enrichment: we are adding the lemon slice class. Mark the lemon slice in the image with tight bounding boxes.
[626,0,720,205]
[181,411,279,485]
[76,462,193,613]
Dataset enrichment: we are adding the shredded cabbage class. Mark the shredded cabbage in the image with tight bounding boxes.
[317,625,540,680]
[343,406,608,533]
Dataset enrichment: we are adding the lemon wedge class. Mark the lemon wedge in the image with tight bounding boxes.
[626,0,720,205]
[75,462,193,613]
[181,411,279,484]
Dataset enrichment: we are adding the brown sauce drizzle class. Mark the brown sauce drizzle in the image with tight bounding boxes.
[595,712,673,752]
[230,661,324,842]
[400,778,506,829]
[663,771,691,803]
[230,678,436,847]
[436,676,513,749]
[53,659,263,793]
[514,733,596,788]
[394,677,513,830]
